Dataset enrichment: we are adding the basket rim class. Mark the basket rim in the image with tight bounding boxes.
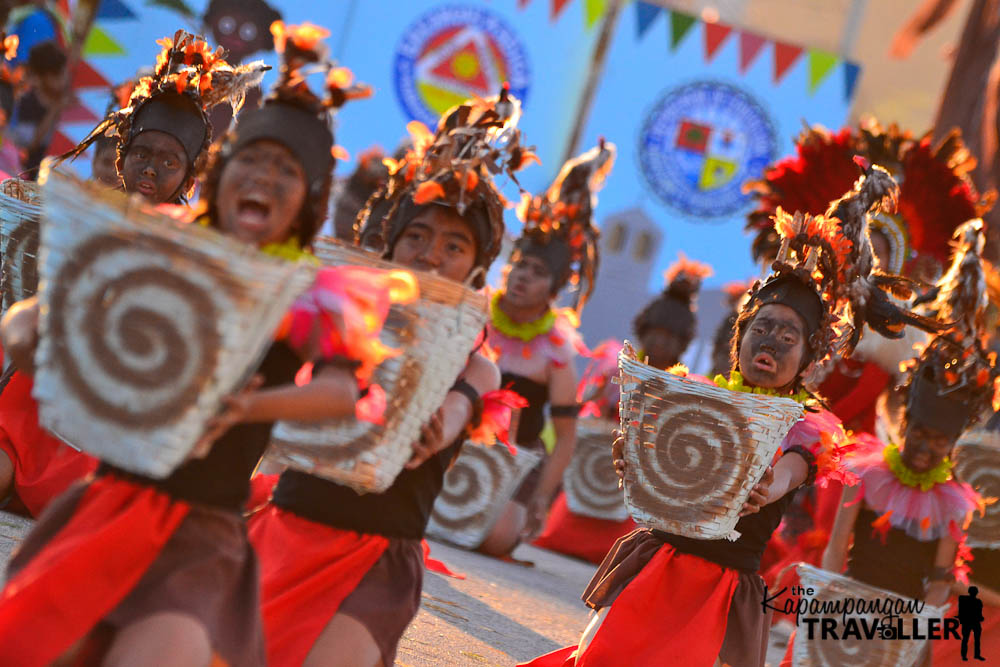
[795,563,948,616]
[313,236,487,306]
[619,350,805,415]
[41,168,312,274]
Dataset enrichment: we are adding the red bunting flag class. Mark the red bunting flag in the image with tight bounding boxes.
[551,0,572,20]
[739,31,766,72]
[773,41,804,83]
[703,21,732,62]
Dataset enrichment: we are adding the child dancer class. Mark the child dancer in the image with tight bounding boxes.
[0,25,376,666]
[478,140,613,556]
[524,163,939,667]
[0,31,251,519]
[248,86,534,667]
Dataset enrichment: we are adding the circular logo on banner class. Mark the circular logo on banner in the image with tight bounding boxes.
[638,81,777,219]
[394,5,531,126]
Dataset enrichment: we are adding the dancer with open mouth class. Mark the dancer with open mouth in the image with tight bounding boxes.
[0,24,380,666]
[523,161,941,667]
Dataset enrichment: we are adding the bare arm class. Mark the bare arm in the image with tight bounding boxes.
[764,450,810,506]
[822,484,863,572]
[0,297,39,375]
[534,362,579,505]
[925,536,960,607]
[236,365,360,423]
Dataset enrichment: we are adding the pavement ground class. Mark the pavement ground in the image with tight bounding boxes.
[0,513,793,665]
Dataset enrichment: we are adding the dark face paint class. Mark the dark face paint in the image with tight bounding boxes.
[900,422,954,473]
[738,303,807,390]
[640,327,686,371]
[121,130,189,204]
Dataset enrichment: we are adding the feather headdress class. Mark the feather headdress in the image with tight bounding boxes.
[745,120,994,278]
[356,84,536,286]
[55,30,269,177]
[513,138,616,313]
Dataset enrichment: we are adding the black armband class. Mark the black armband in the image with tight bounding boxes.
[450,379,483,430]
[550,404,581,418]
[784,444,817,487]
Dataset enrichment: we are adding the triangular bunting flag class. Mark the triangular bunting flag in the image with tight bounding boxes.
[97,0,138,20]
[518,0,531,8]
[635,1,662,38]
[670,11,697,51]
[703,21,732,62]
[551,0,572,21]
[84,25,126,56]
[739,31,766,72]
[47,130,76,157]
[60,102,100,125]
[71,60,111,89]
[843,61,861,101]
[584,0,607,29]
[807,49,839,93]
[773,41,803,83]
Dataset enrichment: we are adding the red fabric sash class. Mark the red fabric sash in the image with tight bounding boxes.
[250,504,390,667]
[533,493,636,565]
[0,475,189,667]
[522,545,740,666]
[0,371,97,517]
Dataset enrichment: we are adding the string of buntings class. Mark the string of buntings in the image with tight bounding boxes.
[19,0,138,154]
[630,1,861,100]
[513,0,861,101]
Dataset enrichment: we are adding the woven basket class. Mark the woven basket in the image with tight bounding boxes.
[32,169,316,477]
[563,417,628,521]
[618,344,804,540]
[953,428,1000,549]
[793,563,946,667]
[266,237,489,493]
[0,179,42,316]
[426,443,543,548]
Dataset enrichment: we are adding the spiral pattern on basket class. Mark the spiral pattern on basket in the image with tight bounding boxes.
[565,434,624,517]
[954,445,1000,546]
[2,216,40,308]
[431,445,510,531]
[628,396,747,521]
[47,234,223,427]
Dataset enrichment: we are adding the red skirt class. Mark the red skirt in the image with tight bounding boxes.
[0,371,97,517]
[521,530,770,667]
[0,476,189,666]
[249,504,393,667]
[533,492,635,564]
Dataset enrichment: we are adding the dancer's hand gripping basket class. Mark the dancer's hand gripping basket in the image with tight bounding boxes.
[953,428,1000,549]
[32,169,317,477]
[0,178,42,316]
[618,343,804,540]
[793,563,946,667]
[267,238,489,493]
[426,443,544,548]
[564,417,628,521]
